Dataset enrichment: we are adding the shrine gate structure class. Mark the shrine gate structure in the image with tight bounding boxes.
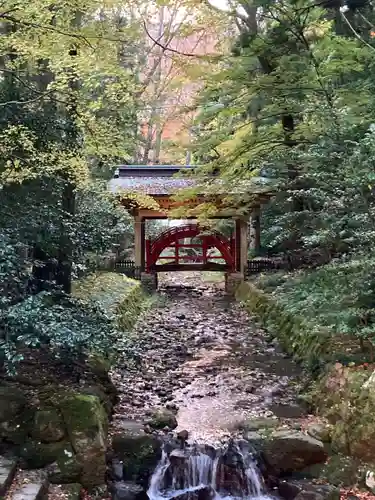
[108,164,271,293]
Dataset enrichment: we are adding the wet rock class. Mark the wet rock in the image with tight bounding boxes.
[306,423,331,443]
[177,430,189,441]
[148,408,178,430]
[249,430,328,475]
[166,402,178,413]
[112,458,124,481]
[169,449,188,463]
[203,444,216,459]
[112,421,161,486]
[239,417,280,432]
[172,486,215,500]
[112,481,146,500]
[278,479,340,500]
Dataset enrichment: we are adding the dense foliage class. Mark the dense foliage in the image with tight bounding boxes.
[0,0,140,371]
[191,0,375,254]
[4,0,375,369]
[186,0,375,358]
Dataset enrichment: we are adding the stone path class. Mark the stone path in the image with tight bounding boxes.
[111,272,306,443]
[0,457,81,500]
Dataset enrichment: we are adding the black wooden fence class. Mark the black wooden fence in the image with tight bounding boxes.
[113,260,141,279]
[112,258,287,279]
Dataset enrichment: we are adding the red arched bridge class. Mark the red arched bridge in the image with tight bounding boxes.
[145,224,236,272]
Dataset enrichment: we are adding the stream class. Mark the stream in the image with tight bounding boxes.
[110,272,308,500]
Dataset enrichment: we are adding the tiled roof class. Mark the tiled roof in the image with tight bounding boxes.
[108,176,197,195]
[107,165,274,196]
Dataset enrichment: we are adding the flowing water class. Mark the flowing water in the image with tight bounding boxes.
[147,440,275,500]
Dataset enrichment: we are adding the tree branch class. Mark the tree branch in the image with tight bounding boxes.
[142,20,206,58]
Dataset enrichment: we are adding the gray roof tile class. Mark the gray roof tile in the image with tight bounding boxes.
[108,176,197,195]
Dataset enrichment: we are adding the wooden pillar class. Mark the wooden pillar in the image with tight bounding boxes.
[134,216,145,270]
[235,218,249,274]
[239,218,249,275]
[141,220,145,271]
[235,219,241,272]
[249,206,261,256]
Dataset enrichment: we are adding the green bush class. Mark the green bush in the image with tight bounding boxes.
[255,257,375,347]
[240,255,375,370]
[0,273,146,373]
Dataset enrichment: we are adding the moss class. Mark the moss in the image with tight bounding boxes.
[307,366,375,463]
[72,272,147,332]
[55,392,108,445]
[297,453,365,488]
[47,445,82,484]
[52,392,108,488]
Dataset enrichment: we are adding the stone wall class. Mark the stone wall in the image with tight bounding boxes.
[236,281,375,470]
[235,281,330,368]
[0,274,148,490]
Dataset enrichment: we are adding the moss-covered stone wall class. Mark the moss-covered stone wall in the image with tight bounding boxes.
[236,281,375,467]
[0,273,150,490]
[236,281,331,369]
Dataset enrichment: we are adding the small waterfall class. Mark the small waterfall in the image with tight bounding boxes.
[147,440,275,500]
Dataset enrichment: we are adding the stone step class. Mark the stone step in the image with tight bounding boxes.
[4,469,48,500]
[12,481,48,500]
[0,456,17,497]
[48,484,82,500]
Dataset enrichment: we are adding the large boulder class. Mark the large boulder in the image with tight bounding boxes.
[278,479,340,500]
[112,420,161,486]
[147,408,177,430]
[248,430,327,475]
[0,386,32,444]
[46,445,82,484]
[55,392,108,488]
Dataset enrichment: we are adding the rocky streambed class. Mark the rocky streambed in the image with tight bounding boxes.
[111,273,306,440]
[108,273,341,500]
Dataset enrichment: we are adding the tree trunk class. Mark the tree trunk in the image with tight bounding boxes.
[55,43,79,294]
